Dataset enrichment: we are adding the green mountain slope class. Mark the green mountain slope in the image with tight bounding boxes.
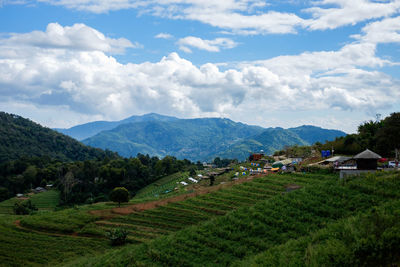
[83,116,346,161]
[55,113,178,141]
[289,125,346,144]
[0,112,115,163]
[83,118,265,161]
[217,127,309,159]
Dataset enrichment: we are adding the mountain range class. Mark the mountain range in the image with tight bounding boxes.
[56,113,346,161]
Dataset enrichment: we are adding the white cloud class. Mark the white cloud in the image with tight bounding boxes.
[304,0,400,30]
[21,0,399,35]
[155,33,174,39]
[0,22,137,54]
[0,23,399,132]
[352,15,400,44]
[178,36,238,52]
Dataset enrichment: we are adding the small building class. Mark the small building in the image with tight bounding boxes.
[354,149,381,170]
[33,187,46,193]
[188,177,198,183]
[249,153,264,161]
[339,149,381,178]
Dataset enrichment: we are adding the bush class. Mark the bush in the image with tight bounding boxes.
[106,228,128,246]
[13,200,38,215]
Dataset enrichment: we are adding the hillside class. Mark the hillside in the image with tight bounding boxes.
[217,127,309,159]
[55,113,179,141]
[0,171,399,266]
[18,171,396,267]
[0,112,116,163]
[82,117,346,161]
[289,125,346,144]
[83,118,266,161]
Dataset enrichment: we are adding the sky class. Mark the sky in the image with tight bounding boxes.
[0,0,399,133]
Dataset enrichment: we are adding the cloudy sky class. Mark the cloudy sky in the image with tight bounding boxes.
[0,0,399,133]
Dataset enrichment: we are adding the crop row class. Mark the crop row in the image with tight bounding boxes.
[0,216,108,267]
[74,173,400,266]
[104,174,327,242]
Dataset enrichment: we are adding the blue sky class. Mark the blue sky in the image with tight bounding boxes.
[0,0,399,133]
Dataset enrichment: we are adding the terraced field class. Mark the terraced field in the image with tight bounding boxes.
[0,190,60,215]
[0,215,109,267]
[3,172,399,266]
[0,198,20,215]
[94,173,327,244]
[134,172,190,199]
[67,171,400,266]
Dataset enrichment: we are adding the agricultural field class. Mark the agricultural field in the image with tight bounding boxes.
[0,214,109,267]
[65,171,400,266]
[0,190,60,215]
[1,171,399,266]
[134,172,190,200]
[18,173,326,242]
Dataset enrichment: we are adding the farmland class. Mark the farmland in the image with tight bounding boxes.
[66,171,400,266]
[0,190,60,215]
[0,171,399,266]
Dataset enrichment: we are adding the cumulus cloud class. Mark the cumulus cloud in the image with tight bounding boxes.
[0,22,137,54]
[0,22,399,132]
[178,36,238,53]
[155,33,174,39]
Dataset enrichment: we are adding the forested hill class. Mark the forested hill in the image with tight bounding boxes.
[0,112,117,163]
[83,118,266,161]
[55,113,179,141]
[82,118,346,161]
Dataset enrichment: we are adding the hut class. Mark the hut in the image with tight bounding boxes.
[354,149,381,170]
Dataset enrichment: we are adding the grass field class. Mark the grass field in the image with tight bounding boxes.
[20,173,326,244]
[65,171,400,266]
[1,171,399,266]
[0,190,60,215]
[134,172,190,200]
[0,214,109,267]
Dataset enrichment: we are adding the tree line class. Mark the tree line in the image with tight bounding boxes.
[0,154,198,204]
[316,112,400,157]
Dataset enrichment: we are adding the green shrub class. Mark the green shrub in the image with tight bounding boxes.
[13,200,38,215]
[106,228,128,246]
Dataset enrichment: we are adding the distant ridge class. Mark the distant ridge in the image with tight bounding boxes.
[79,115,346,161]
[83,118,266,161]
[55,113,178,140]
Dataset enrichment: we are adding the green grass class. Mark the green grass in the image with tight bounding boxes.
[65,172,400,266]
[234,200,400,267]
[2,172,399,267]
[134,172,189,199]
[29,190,60,210]
[0,215,109,267]
[0,190,60,215]
[0,198,20,215]
[101,173,322,244]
